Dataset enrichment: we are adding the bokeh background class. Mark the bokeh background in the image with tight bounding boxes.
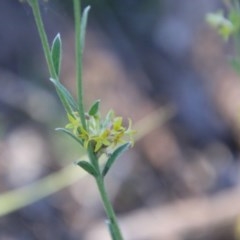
[1,0,240,239]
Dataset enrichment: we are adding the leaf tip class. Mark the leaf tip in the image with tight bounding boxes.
[85,5,91,12]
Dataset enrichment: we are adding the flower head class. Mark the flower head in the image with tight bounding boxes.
[65,106,136,155]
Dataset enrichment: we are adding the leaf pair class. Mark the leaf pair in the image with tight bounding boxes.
[76,143,130,177]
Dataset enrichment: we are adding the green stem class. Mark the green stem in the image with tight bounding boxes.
[28,0,74,116]
[27,0,57,80]
[95,176,124,240]
[87,144,123,239]
[73,0,87,130]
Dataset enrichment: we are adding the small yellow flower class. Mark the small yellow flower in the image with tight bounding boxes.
[113,117,124,131]
[65,113,81,135]
[92,129,111,152]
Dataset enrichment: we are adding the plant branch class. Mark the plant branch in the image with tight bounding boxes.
[28,0,57,80]
[73,0,87,129]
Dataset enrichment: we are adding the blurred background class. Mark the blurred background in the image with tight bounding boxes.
[1,0,240,239]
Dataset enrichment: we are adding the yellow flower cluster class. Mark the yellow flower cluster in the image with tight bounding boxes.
[65,110,135,154]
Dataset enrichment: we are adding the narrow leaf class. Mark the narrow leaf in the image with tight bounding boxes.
[51,33,62,77]
[77,160,97,177]
[88,99,100,116]
[80,6,91,53]
[55,128,83,146]
[102,143,130,177]
[50,78,77,115]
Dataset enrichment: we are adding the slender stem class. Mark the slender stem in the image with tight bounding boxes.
[73,0,87,130]
[28,0,71,115]
[87,144,123,239]
[28,0,57,80]
[95,176,124,240]
[87,144,100,173]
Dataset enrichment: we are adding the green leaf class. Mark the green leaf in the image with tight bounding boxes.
[50,78,77,115]
[51,33,62,77]
[102,143,130,177]
[80,6,91,53]
[88,99,100,116]
[76,160,97,177]
[55,128,83,146]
